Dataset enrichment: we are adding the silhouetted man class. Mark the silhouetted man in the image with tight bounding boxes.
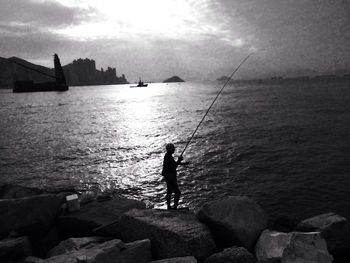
[162,143,187,209]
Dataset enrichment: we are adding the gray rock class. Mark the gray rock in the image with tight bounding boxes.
[255,229,292,263]
[57,196,146,237]
[152,256,197,262]
[197,196,268,249]
[0,184,43,199]
[0,194,64,236]
[119,208,216,259]
[296,212,350,250]
[204,246,256,263]
[48,236,110,257]
[44,238,151,263]
[0,236,32,261]
[281,232,333,263]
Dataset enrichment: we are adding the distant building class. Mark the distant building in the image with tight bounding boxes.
[63,58,128,86]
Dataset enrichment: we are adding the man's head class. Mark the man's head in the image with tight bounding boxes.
[166,143,175,154]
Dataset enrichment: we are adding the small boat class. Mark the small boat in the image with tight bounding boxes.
[130,78,148,88]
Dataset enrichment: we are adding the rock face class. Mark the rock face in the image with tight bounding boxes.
[255,229,292,263]
[163,76,184,83]
[0,184,43,199]
[57,196,146,237]
[281,232,333,263]
[43,238,151,263]
[0,236,32,261]
[47,237,110,257]
[0,194,64,236]
[197,196,268,249]
[151,256,197,263]
[295,212,350,251]
[204,246,255,263]
[118,209,215,259]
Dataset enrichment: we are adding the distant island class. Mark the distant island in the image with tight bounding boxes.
[0,56,129,89]
[163,76,184,83]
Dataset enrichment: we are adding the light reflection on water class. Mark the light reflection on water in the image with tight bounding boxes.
[1,80,350,220]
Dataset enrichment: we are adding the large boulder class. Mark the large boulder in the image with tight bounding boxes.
[0,184,43,199]
[0,236,32,261]
[0,194,64,237]
[151,256,197,262]
[295,212,350,251]
[255,229,292,263]
[42,238,151,263]
[197,196,268,249]
[281,232,333,263]
[204,246,255,263]
[118,209,216,259]
[47,236,110,257]
[57,196,146,237]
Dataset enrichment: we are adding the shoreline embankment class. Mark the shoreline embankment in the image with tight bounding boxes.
[0,183,349,263]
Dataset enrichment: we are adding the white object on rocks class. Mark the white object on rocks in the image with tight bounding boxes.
[119,208,216,259]
[66,194,80,212]
[197,196,268,249]
[281,232,333,263]
[296,212,350,250]
[255,229,292,262]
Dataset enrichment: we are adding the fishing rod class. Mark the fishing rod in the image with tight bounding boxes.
[180,52,253,157]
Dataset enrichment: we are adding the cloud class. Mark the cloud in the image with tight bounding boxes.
[0,0,93,28]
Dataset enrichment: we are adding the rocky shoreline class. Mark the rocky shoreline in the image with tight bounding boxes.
[0,184,349,262]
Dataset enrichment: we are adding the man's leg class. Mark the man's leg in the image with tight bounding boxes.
[166,179,173,209]
[173,181,181,209]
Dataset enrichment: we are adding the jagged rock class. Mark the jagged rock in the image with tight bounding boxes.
[151,256,197,262]
[255,229,292,263]
[57,196,146,237]
[197,196,268,249]
[0,236,32,261]
[0,194,64,237]
[48,236,110,257]
[43,238,151,263]
[0,184,43,199]
[204,246,255,263]
[119,209,215,259]
[295,212,350,250]
[281,232,333,263]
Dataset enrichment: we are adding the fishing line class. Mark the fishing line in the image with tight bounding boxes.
[180,52,254,157]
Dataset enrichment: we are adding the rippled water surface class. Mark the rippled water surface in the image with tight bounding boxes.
[1,80,350,221]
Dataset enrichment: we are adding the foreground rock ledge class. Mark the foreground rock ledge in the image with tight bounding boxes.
[57,196,146,237]
[118,208,216,259]
[197,195,268,249]
[25,237,151,263]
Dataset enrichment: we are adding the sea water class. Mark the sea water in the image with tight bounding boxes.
[1,79,350,221]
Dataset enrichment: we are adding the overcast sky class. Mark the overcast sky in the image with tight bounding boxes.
[1,0,350,81]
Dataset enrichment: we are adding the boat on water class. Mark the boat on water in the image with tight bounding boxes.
[13,54,68,93]
[130,78,148,88]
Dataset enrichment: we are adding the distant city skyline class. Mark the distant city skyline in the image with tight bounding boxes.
[1,0,350,82]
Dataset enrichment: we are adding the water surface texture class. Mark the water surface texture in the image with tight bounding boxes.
[1,80,350,221]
